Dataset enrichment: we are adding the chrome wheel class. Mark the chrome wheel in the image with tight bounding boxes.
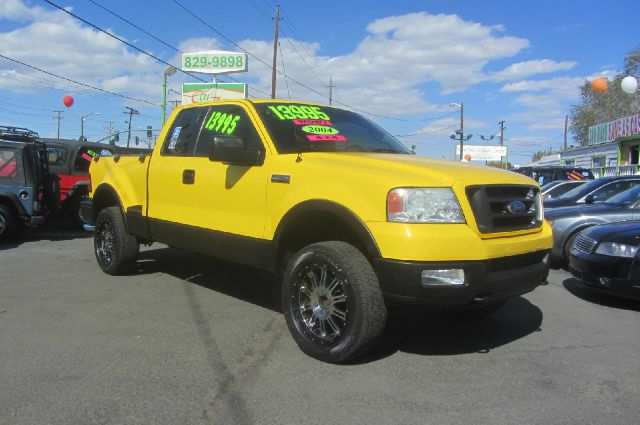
[292,262,348,344]
[95,215,115,266]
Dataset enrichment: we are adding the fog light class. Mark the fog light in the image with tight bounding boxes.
[421,269,465,286]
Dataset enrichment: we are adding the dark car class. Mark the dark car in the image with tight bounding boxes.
[544,175,640,209]
[546,185,640,265]
[514,166,594,185]
[541,180,588,200]
[0,130,58,241]
[569,221,640,300]
[41,138,116,226]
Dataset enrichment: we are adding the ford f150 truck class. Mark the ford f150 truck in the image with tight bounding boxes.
[83,99,552,362]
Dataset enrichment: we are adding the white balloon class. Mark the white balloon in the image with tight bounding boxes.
[621,76,638,94]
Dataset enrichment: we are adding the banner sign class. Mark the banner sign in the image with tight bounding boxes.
[181,50,248,74]
[588,113,640,145]
[182,83,247,105]
[456,145,507,161]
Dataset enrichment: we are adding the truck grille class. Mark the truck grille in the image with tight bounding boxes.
[466,185,542,234]
[572,234,597,254]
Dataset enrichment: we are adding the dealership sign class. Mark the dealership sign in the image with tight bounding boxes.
[182,83,247,105]
[181,50,247,74]
[588,113,640,145]
[455,145,507,161]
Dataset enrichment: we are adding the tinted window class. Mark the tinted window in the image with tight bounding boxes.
[592,180,640,201]
[74,146,115,172]
[162,107,209,156]
[194,105,262,157]
[254,103,411,154]
[47,146,68,167]
[607,186,640,206]
[0,148,19,180]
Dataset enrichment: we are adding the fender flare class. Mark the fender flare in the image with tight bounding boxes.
[273,199,381,260]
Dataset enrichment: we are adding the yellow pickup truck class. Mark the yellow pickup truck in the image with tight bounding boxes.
[83,99,552,362]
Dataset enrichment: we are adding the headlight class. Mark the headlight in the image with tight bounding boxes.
[387,188,465,223]
[595,242,639,258]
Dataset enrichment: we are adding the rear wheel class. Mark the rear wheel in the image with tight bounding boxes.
[0,204,16,242]
[94,206,139,275]
[282,241,387,363]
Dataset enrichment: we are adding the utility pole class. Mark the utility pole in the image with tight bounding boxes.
[53,110,63,139]
[271,5,280,99]
[563,114,569,150]
[498,120,506,168]
[327,76,335,105]
[124,106,140,148]
[106,121,115,143]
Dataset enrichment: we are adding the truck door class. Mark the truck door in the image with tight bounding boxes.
[147,104,270,261]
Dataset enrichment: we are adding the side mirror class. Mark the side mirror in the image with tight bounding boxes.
[584,194,596,204]
[209,136,263,166]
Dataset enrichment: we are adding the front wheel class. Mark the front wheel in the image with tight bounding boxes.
[0,204,16,242]
[282,241,387,363]
[94,206,139,275]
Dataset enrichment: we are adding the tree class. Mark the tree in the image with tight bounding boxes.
[570,45,640,146]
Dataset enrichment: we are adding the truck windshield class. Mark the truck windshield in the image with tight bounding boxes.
[254,103,411,154]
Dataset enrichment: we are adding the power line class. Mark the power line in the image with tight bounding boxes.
[66,0,270,98]
[0,54,159,106]
[86,0,182,54]
[395,124,457,137]
[279,41,291,99]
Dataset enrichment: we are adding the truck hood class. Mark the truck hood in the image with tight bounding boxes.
[294,152,537,187]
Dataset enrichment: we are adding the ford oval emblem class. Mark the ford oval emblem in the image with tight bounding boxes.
[506,200,526,215]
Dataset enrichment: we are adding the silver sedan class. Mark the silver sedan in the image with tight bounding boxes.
[545,186,640,266]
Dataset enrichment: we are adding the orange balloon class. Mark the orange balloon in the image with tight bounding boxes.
[592,77,608,93]
[464,153,472,161]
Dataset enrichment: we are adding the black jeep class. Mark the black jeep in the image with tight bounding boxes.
[0,127,59,242]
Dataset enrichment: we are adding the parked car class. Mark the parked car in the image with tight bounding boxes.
[544,175,640,209]
[541,180,588,200]
[83,99,552,362]
[41,138,116,226]
[546,185,640,265]
[569,221,640,300]
[0,129,59,241]
[514,166,594,185]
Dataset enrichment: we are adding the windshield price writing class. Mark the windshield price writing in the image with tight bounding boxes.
[268,105,330,121]
[205,112,241,135]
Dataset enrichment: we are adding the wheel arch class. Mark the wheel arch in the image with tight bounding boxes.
[273,200,381,273]
[91,184,124,223]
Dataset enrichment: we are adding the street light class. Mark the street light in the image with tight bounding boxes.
[450,102,466,161]
[162,66,177,125]
[80,112,100,141]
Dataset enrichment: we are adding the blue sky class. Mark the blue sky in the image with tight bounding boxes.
[0,0,637,164]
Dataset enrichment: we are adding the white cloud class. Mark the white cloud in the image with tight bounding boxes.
[490,59,577,81]
[0,0,161,105]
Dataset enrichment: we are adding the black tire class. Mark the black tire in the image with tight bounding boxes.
[0,204,16,242]
[282,241,387,363]
[69,194,86,230]
[94,206,139,275]
[447,301,506,320]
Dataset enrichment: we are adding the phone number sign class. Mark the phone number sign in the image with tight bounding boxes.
[181,50,248,74]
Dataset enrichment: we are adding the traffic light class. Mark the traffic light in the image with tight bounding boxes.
[135,136,140,145]
[147,126,152,138]
[110,130,119,145]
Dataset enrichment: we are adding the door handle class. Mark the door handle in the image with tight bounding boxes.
[182,169,195,184]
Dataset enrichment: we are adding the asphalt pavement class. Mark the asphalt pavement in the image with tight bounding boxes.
[1,222,639,425]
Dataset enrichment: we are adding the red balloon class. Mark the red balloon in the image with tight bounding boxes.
[63,95,74,107]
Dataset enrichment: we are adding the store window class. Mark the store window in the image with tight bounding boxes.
[591,155,606,168]
[564,159,575,167]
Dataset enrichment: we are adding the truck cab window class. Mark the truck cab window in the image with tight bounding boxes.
[162,107,209,156]
[194,105,262,157]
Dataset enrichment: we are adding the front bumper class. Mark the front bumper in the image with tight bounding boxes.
[373,250,550,307]
[568,252,640,300]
